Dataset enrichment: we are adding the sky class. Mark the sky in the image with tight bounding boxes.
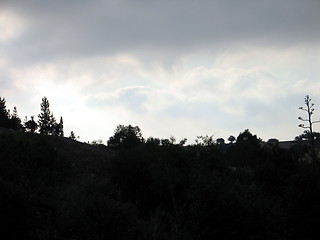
[1,0,320,143]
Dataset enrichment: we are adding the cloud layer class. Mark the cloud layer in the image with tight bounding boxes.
[1,0,320,142]
[2,0,320,63]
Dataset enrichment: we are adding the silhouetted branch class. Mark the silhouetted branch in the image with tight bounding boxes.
[298,95,320,163]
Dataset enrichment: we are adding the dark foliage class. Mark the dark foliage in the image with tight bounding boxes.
[38,96,53,135]
[285,166,320,239]
[108,124,144,149]
[69,130,76,140]
[38,97,63,136]
[1,116,320,239]
[0,97,23,130]
[0,97,9,127]
[0,132,72,239]
[24,116,38,133]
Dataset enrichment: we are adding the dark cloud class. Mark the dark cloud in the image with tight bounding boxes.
[2,0,319,65]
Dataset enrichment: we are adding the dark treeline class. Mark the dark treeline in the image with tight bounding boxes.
[1,96,320,239]
[0,96,66,137]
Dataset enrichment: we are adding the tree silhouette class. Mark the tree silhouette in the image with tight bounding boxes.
[9,106,23,130]
[24,116,38,133]
[216,138,225,145]
[295,131,320,143]
[195,135,215,146]
[0,97,10,128]
[69,131,76,140]
[0,98,23,130]
[57,117,64,137]
[298,95,320,162]
[49,113,57,134]
[228,135,236,144]
[38,97,56,135]
[232,129,261,167]
[107,124,144,149]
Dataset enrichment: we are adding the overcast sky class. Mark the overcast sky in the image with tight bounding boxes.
[1,0,320,143]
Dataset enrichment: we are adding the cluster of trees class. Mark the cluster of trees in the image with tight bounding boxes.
[1,94,320,239]
[106,125,239,150]
[102,125,319,239]
[1,122,319,239]
[0,96,64,136]
[0,97,23,130]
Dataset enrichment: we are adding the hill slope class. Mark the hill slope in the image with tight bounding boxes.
[2,127,320,240]
[0,128,134,240]
[0,127,116,179]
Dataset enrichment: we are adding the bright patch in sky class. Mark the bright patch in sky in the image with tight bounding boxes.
[0,9,25,41]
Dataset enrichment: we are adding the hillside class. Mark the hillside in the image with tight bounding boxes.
[0,128,122,239]
[0,127,116,179]
[1,127,320,240]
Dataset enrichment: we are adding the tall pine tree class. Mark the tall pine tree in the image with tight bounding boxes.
[51,115,64,136]
[58,117,64,137]
[38,97,55,135]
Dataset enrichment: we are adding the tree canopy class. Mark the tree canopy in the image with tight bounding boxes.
[107,124,144,149]
[37,97,63,136]
[0,97,23,130]
[1,94,320,239]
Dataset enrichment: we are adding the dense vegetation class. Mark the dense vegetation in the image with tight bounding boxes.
[1,96,320,239]
[0,96,64,137]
